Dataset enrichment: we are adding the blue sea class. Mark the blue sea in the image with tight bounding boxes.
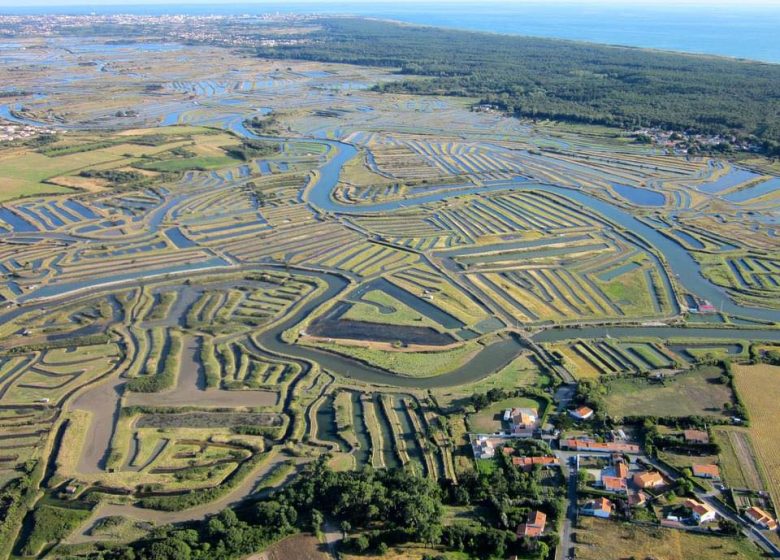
[3,2,779,63]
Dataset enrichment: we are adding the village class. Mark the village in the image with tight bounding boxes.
[471,402,780,558]
[0,120,58,143]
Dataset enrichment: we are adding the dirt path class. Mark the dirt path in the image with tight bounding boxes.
[322,520,341,559]
[68,450,305,544]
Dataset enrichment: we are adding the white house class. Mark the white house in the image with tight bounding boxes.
[569,406,594,420]
[582,497,613,519]
[473,435,496,459]
[684,499,717,524]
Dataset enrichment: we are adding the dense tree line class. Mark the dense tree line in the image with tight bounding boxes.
[79,453,564,560]
[79,169,143,184]
[223,139,279,162]
[256,18,780,146]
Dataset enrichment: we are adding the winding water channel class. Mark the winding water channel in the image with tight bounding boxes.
[252,269,527,388]
[244,128,780,385]
[1,111,778,390]
[280,134,778,323]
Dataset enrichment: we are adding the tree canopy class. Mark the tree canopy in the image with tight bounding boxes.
[256,18,780,146]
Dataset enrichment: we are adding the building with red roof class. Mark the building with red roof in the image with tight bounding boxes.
[517,510,547,538]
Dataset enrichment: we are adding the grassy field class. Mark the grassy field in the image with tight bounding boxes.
[468,396,543,433]
[431,354,547,411]
[55,410,92,478]
[341,545,469,560]
[0,146,117,199]
[712,426,765,491]
[0,127,239,201]
[85,515,150,543]
[575,517,764,560]
[342,290,440,329]
[0,137,173,200]
[306,339,480,377]
[602,365,733,419]
[658,450,720,471]
[550,342,601,379]
[255,534,329,560]
[595,264,658,317]
[734,364,780,509]
[134,155,238,172]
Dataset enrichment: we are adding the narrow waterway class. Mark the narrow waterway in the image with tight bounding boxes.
[253,124,778,324]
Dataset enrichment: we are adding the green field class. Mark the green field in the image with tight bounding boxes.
[575,517,763,560]
[342,290,441,329]
[468,396,543,433]
[134,155,238,172]
[306,339,480,377]
[602,365,734,419]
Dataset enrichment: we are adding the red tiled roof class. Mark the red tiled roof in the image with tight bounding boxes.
[517,510,547,537]
[692,464,720,479]
[684,498,715,518]
[746,506,778,529]
[571,406,594,419]
[594,497,613,513]
[603,476,628,493]
[512,456,559,471]
[633,471,665,489]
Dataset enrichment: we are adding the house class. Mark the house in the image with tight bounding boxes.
[569,406,594,421]
[684,429,710,445]
[561,439,640,454]
[628,491,649,507]
[582,497,613,519]
[684,499,717,524]
[504,407,537,426]
[517,510,547,538]
[692,464,721,481]
[614,459,629,479]
[745,506,778,530]
[597,457,629,493]
[602,476,628,494]
[633,471,665,489]
[512,456,559,472]
[505,407,539,435]
[473,436,496,459]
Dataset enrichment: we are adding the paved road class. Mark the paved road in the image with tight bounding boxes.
[643,456,780,558]
[556,453,578,560]
[552,447,780,559]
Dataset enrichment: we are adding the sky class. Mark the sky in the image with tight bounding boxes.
[1,0,779,6]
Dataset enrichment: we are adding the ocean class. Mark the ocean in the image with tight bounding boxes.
[3,2,779,63]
